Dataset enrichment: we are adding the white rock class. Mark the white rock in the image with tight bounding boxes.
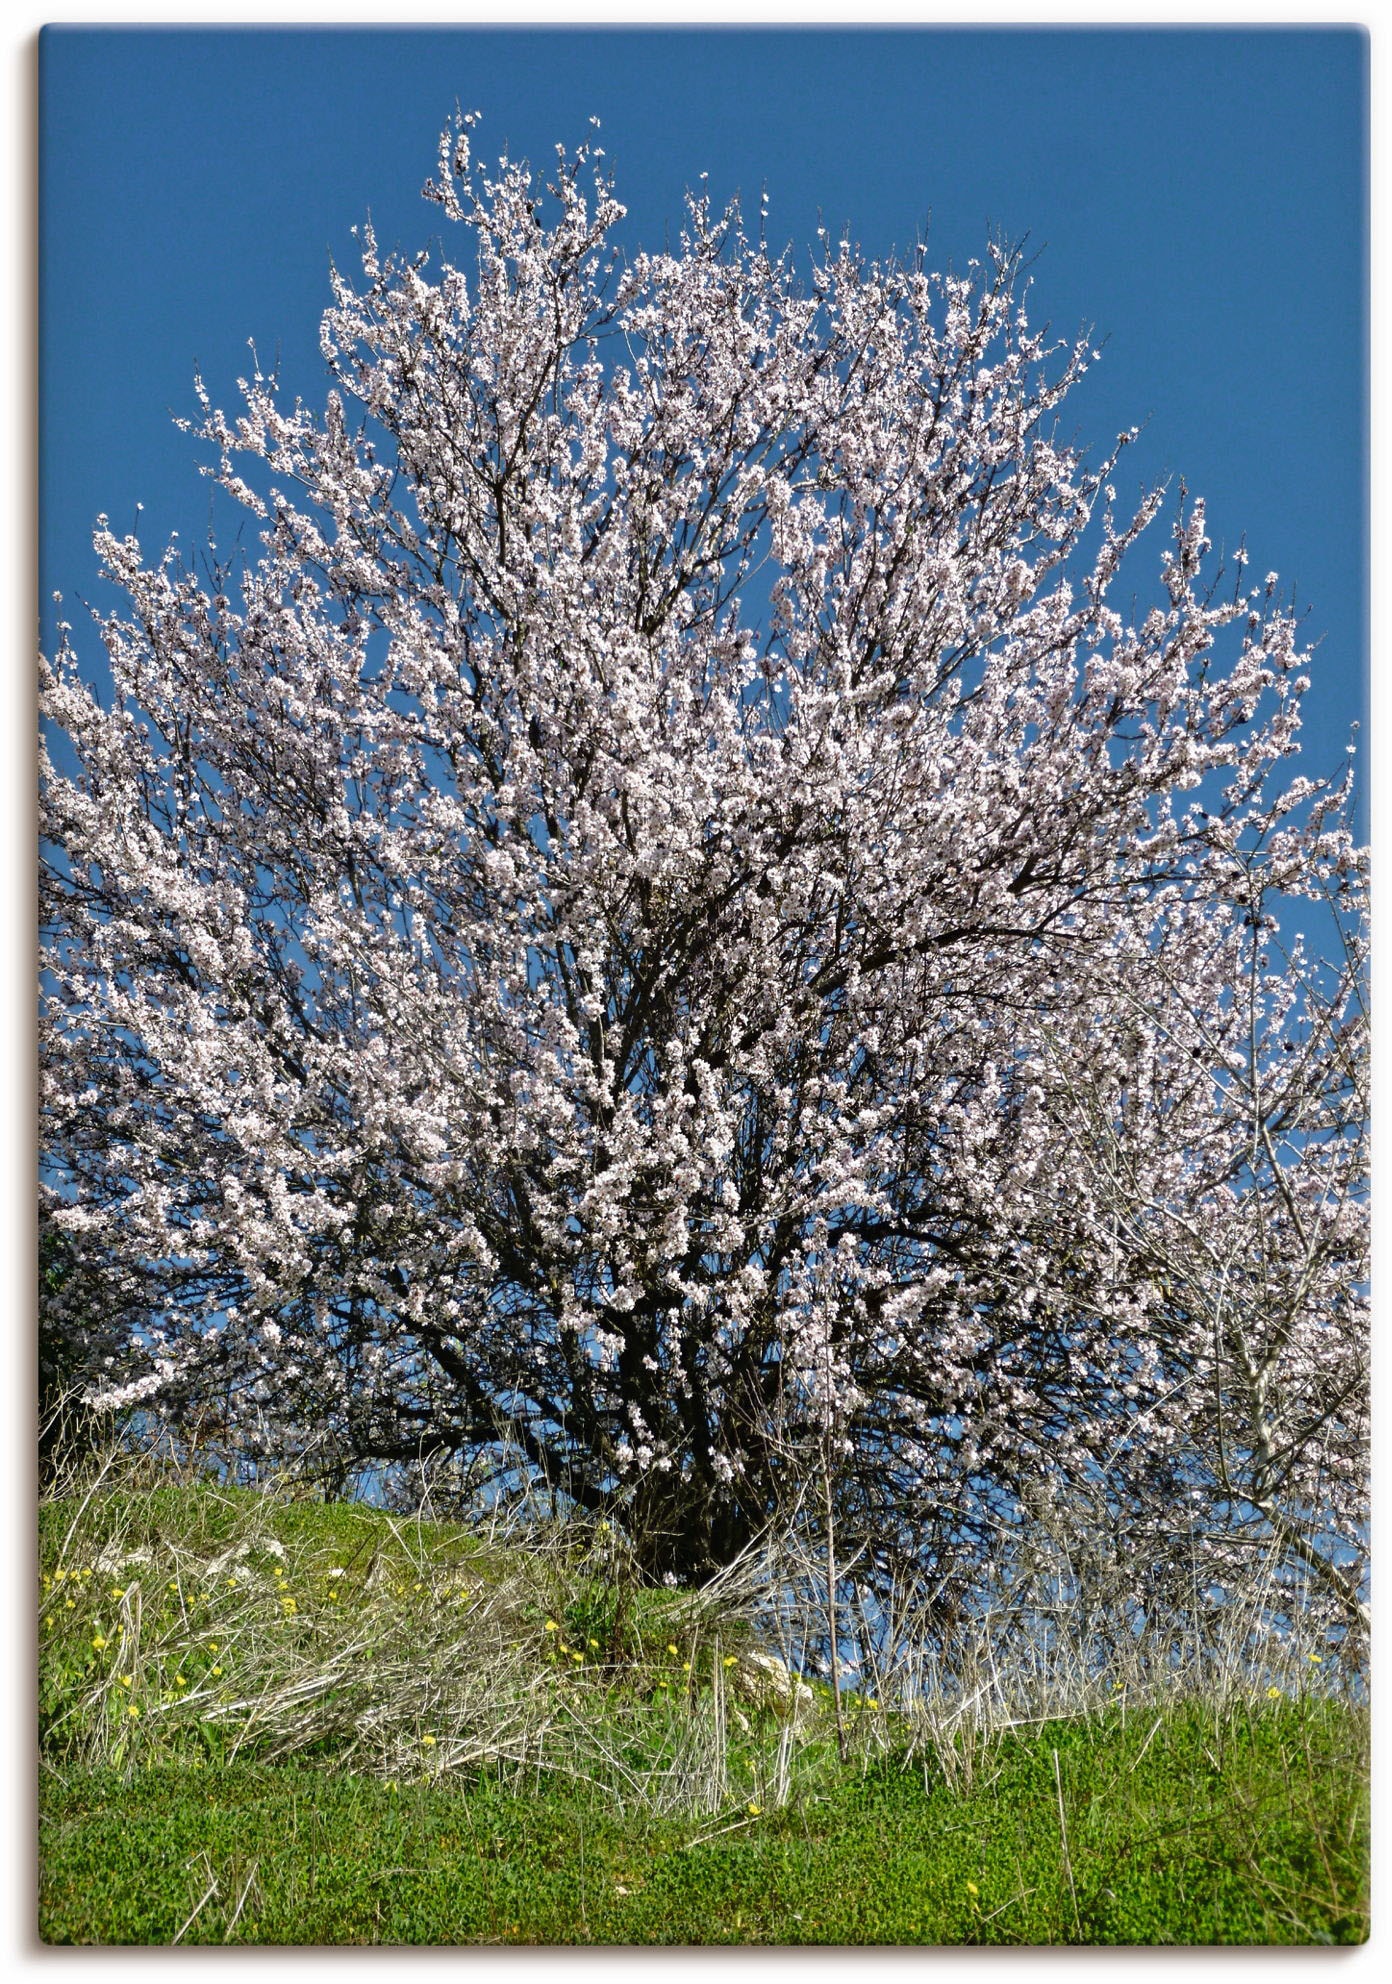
[731,1650,816,1726]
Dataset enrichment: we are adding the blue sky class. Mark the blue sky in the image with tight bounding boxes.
[39,24,1367,823]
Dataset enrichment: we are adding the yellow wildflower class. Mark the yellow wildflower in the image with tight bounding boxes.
[127,1704,140,1719]
[747,1802,761,1817]
[91,1636,107,1652]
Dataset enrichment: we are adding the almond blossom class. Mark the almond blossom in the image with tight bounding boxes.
[41,120,1366,1606]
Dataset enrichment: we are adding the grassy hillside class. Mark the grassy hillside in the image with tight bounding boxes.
[37,1472,1368,1945]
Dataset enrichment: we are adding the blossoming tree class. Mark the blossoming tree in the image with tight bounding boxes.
[41,121,1367,1604]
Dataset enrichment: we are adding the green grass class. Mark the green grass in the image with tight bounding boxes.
[40,1700,1367,1945]
[37,1471,1369,1945]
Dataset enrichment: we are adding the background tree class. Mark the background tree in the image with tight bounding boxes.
[41,120,1367,1598]
[1034,864,1368,1634]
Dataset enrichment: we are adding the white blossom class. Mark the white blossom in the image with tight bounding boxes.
[40,122,1366,1605]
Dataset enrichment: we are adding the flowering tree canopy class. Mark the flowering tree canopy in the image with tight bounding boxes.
[41,121,1367,1603]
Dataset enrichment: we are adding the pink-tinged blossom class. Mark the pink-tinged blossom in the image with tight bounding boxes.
[41,121,1366,1607]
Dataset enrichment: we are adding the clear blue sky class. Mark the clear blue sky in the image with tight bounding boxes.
[39,24,1367,826]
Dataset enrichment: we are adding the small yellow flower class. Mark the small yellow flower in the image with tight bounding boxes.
[421,1733,436,1747]
[211,1666,224,1678]
[274,1566,286,1581]
[111,1587,125,1600]
[723,1655,737,1668]
[588,1637,599,1650]
[168,1581,179,1593]
[91,1636,107,1652]
[866,1698,879,1710]
[174,1675,187,1688]
[127,1704,140,1719]
[64,1598,75,1610]
[119,1674,133,1689]
[226,1577,239,1588]
[544,1619,558,1633]
[55,1570,67,1584]
[208,1642,219,1653]
[572,1650,584,1663]
[666,1643,679,1657]
[747,1802,761,1816]
[682,1661,691,1674]
[966,1881,980,1897]
[1309,1653,1324,1664]
[1266,1685,1283,1699]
